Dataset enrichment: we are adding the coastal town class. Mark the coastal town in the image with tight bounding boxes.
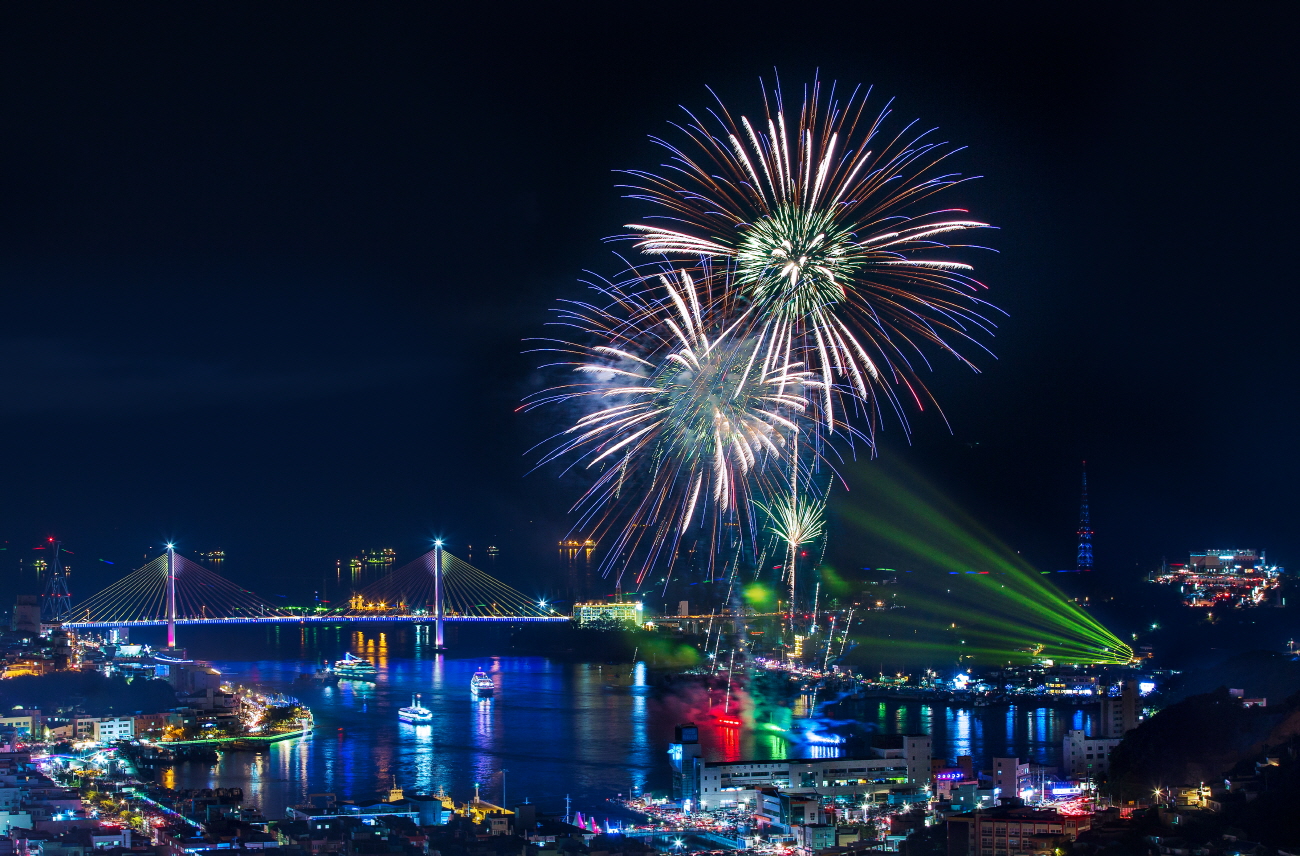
[4,584,1299,856]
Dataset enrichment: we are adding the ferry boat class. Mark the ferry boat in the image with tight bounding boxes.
[333,652,378,681]
[398,693,433,724]
[471,669,495,697]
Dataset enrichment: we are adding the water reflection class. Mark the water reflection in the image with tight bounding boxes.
[859,698,1099,766]
[153,626,1107,817]
[630,662,649,795]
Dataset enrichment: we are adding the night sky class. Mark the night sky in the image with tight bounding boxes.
[2,5,1294,604]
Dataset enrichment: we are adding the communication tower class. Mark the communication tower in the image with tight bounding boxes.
[40,538,74,623]
[1076,462,1094,571]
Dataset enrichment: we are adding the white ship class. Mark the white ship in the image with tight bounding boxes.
[471,669,495,697]
[333,652,378,681]
[398,693,433,724]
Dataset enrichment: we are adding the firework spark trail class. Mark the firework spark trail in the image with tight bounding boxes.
[524,267,844,587]
[618,76,1001,436]
[756,487,827,631]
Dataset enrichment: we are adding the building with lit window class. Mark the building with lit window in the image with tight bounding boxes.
[698,736,931,808]
[91,717,134,743]
[1063,730,1121,779]
[573,600,642,626]
[1154,549,1283,607]
[947,803,1091,856]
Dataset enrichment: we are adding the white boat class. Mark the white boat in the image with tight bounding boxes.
[333,652,378,681]
[398,693,433,724]
[471,669,495,696]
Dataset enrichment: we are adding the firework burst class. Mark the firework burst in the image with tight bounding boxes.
[621,76,999,433]
[758,487,827,614]
[525,267,836,586]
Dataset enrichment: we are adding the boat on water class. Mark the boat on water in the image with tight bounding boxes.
[298,662,339,684]
[333,652,378,681]
[398,693,433,724]
[471,669,495,697]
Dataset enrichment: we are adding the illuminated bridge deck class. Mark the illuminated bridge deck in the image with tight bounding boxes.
[66,615,569,629]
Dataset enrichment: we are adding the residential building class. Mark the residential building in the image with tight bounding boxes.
[795,823,836,852]
[946,803,1091,856]
[0,719,34,741]
[1063,730,1120,779]
[753,789,826,834]
[0,810,33,835]
[1100,680,1139,737]
[91,718,133,743]
[10,597,41,636]
[132,712,183,738]
[1060,679,1138,778]
[992,758,1029,800]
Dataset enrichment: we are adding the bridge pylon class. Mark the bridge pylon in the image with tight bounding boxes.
[434,543,445,649]
[66,548,291,634]
[166,544,177,649]
[336,546,556,642]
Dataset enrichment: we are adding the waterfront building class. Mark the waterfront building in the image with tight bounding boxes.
[573,600,643,626]
[698,735,932,809]
[1045,675,1098,695]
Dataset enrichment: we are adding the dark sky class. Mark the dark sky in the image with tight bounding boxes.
[1,4,1295,602]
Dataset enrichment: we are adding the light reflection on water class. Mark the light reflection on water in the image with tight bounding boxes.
[165,645,669,818]
[153,626,1104,816]
[856,699,1099,767]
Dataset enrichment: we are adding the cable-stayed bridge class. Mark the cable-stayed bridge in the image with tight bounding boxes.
[65,546,565,647]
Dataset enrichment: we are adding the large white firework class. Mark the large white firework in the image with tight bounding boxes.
[525,267,831,585]
[621,77,999,434]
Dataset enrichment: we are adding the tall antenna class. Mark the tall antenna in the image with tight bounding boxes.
[1076,461,1094,571]
[40,539,73,623]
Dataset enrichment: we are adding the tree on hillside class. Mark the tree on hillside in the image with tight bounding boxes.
[1106,689,1283,800]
